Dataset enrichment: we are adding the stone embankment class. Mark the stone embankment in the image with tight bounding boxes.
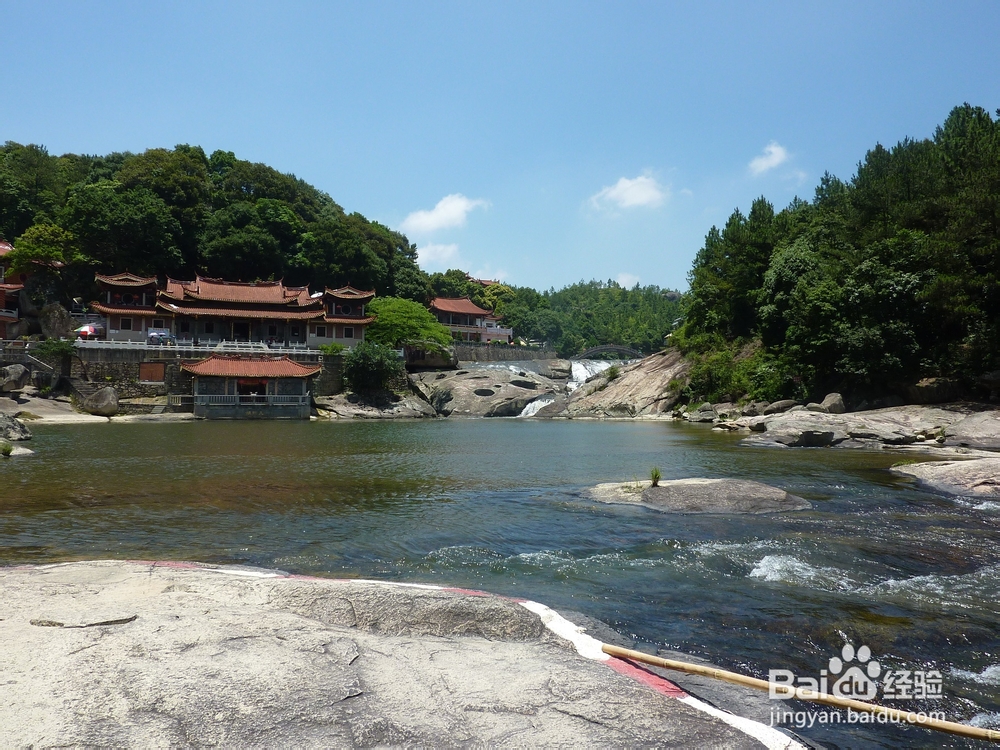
[0,561,798,749]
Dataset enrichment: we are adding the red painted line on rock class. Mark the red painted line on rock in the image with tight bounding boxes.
[607,657,689,698]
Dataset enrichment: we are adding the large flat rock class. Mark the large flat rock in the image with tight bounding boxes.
[589,478,810,514]
[410,366,558,417]
[564,349,690,418]
[945,411,1000,451]
[891,457,1000,498]
[0,561,786,748]
[735,404,978,448]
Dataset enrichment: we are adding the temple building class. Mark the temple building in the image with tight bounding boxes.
[429,297,513,343]
[89,273,375,347]
[180,354,320,419]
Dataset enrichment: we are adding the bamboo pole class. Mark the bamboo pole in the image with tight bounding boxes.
[601,644,1000,743]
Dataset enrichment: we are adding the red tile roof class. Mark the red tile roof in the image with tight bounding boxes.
[90,302,160,316]
[95,272,157,287]
[156,301,325,320]
[181,355,321,378]
[323,315,376,325]
[429,297,492,315]
[163,276,314,306]
[0,240,13,257]
[0,283,24,292]
[325,285,375,301]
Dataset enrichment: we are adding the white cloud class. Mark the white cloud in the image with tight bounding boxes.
[749,141,789,176]
[590,174,667,211]
[416,242,460,269]
[616,272,640,288]
[401,193,489,234]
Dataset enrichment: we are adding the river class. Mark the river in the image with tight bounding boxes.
[3,418,999,747]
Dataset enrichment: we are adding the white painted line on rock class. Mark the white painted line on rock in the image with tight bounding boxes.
[519,600,610,661]
[520,599,806,750]
[678,694,805,750]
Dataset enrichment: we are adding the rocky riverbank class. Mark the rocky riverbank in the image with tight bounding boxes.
[0,560,798,748]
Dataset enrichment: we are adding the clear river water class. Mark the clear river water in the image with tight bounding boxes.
[3,418,999,748]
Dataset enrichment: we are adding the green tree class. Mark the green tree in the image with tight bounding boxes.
[365,297,452,349]
[342,340,405,393]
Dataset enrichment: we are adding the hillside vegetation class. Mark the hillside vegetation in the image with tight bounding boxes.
[676,104,1000,403]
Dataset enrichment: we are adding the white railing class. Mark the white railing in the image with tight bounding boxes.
[75,339,321,356]
[0,308,17,320]
[168,394,311,406]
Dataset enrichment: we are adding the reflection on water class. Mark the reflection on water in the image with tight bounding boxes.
[3,419,999,747]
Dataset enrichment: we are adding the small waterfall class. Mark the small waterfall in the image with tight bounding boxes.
[518,397,555,418]
[567,360,619,392]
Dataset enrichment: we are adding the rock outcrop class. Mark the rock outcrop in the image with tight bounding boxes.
[0,412,31,441]
[81,386,119,417]
[562,349,689,418]
[944,411,1000,451]
[735,404,976,448]
[409,367,557,417]
[315,393,437,419]
[0,561,766,748]
[588,478,810,514]
[892,457,1000,498]
[1,363,30,392]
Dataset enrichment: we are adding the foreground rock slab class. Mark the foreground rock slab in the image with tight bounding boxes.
[892,457,1000,498]
[0,561,780,748]
[589,478,810,514]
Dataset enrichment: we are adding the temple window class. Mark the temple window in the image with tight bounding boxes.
[120,317,133,331]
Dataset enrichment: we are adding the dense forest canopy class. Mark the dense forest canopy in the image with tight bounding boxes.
[677,103,1000,403]
[0,142,682,356]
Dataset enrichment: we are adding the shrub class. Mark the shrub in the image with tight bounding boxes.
[606,365,620,381]
[650,467,661,487]
[342,341,405,393]
[0,441,12,457]
[318,342,346,356]
[34,338,76,360]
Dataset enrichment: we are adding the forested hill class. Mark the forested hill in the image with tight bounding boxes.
[0,142,683,356]
[677,103,1000,403]
[0,144,431,301]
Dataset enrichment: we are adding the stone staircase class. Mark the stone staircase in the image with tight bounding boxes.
[68,377,101,402]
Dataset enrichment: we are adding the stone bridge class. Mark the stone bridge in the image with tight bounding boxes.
[573,344,644,360]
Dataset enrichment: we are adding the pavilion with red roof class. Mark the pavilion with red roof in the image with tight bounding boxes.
[180,354,321,419]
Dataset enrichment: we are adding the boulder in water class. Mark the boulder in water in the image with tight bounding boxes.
[563,350,690,418]
[409,367,557,417]
[0,413,31,441]
[892,457,1000,498]
[588,478,810,514]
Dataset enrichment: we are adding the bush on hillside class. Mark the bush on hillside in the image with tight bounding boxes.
[342,341,404,393]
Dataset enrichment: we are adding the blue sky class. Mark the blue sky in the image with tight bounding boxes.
[3,1,998,291]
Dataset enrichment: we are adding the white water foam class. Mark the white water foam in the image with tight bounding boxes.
[518,397,554,418]
[749,555,857,592]
[862,564,1000,613]
[975,501,1000,512]
[970,712,1000,729]
[952,665,1000,686]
